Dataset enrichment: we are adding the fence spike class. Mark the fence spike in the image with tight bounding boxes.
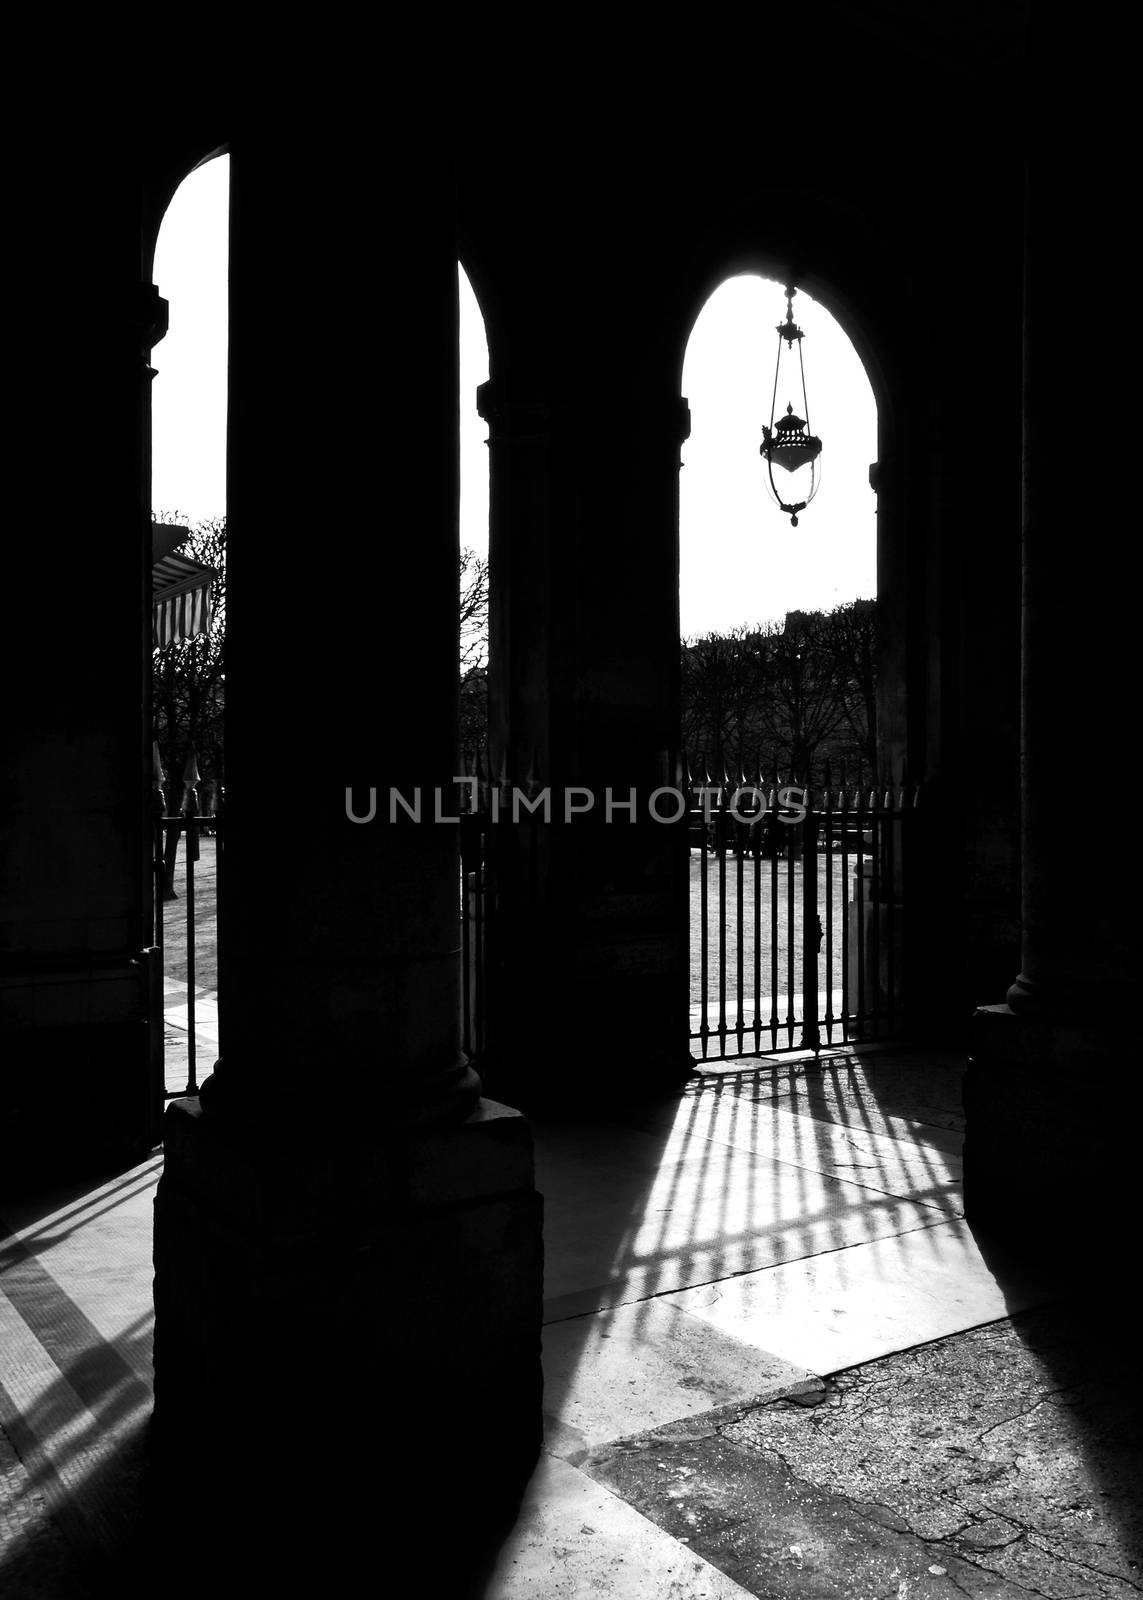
[151,742,167,817]
[181,746,201,817]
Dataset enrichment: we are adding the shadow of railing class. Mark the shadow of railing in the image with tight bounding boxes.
[0,1160,162,1596]
[530,1045,974,1478]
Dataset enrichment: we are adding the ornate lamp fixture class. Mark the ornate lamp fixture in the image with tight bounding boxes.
[760,285,822,527]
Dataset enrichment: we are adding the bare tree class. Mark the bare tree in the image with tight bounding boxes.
[459,546,490,754]
[459,547,489,672]
[680,600,880,783]
[818,598,878,773]
[681,625,769,778]
[152,515,226,806]
[750,612,854,779]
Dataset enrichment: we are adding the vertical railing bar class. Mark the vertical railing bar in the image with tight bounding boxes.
[718,776,727,1056]
[154,813,165,959]
[213,747,224,1068]
[801,786,821,1054]
[855,782,867,1038]
[769,774,780,1050]
[183,745,200,1095]
[185,816,197,1094]
[461,821,473,1060]
[870,780,883,1041]
[698,763,710,1059]
[886,778,898,1035]
[735,780,745,1048]
[753,772,762,1054]
[823,776,835,1044]
[838,768,845,1043]
[785,774,796,1049]
[474,816,485,1061]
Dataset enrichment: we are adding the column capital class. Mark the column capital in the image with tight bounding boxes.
[666,394,691,446]
[140,282,168,354]
[476,379,548,438]
[197,1049,482,1133]
[476,382,691,448]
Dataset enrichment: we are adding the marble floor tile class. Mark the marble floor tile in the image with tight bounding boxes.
[662,1218,1062,1376]
[483,1451,758,1599]
[623,1088,961,1208]
[0,1159,160,1385]
[537,1114,952,1313]
[542,1298,818,1459]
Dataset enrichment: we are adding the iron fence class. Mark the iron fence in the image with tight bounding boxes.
[460,806,486,1064]
[456,756,918,1070]
[688,765,917,1059]
[152,746,221,1099]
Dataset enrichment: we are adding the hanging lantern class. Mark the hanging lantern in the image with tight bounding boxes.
[760,285,822,527]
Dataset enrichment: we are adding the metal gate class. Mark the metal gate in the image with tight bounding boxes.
[151,746,222,1101]
[457,764,917,1068]
[689,769,916,1060]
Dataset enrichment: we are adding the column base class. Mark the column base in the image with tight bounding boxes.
[151,1094,543,1592]
[481,1039,698,1114]
[965,1005,1141,1266]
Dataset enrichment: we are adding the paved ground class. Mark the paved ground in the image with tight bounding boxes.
[581,1303,1141,1598]
[2,1047,1140,1597]
[157,831,217,994]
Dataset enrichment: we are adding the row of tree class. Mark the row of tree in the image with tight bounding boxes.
[152,517,226,805]
[681,599,877,782]
[458,546,490,751]
[151,525,493,796]
[152,520,877,796]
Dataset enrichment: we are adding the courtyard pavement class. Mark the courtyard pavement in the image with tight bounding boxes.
[1,1046,1139,1596]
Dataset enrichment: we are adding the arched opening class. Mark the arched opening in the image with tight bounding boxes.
[680,273,877,642]
[458,262,491,1063]
[679,273,887,1065]
[458,261,490,758]
[149,152,229,1103]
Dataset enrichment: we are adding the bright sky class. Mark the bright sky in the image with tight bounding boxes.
[680,277,877,636]
[152,160,877,634]
[151,157,229,526]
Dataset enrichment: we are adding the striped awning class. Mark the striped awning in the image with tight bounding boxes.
[152,525,216,650]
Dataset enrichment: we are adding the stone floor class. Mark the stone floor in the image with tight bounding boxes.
[1,1043,1140,1597]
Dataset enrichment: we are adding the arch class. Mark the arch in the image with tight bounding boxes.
[678,271,878,641]
[671,250,899,463]
[143,139,230,280]
[458,259,491,560]
[458,260,491,760]
[151,153,229,524]
[665,221,944,792]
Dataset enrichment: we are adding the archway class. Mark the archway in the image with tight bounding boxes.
[149,151,229,1106]
[679,273,884,1063]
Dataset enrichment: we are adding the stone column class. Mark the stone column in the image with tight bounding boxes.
[1,177,158,1185]
[476,368,694,1105]
[964,165,1135,1257]
[478,379,552,787]
[475,380,556,1093]
[150,125,542,1588]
